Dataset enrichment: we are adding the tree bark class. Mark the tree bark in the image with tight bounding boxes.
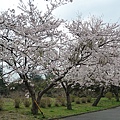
[92,86,104,106]
[24,80,38,114]
[31,98,38,115]
[61,82,72,110]
[110,85,120,102]
[66,92,72,110]
[112,86,119,102]
[114,92,119,102]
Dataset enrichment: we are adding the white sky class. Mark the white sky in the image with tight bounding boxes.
[0,0,120,23]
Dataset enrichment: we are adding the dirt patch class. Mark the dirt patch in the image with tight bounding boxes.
[0,111,38,120]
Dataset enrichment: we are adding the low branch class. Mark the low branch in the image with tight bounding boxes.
[38,65,73,98]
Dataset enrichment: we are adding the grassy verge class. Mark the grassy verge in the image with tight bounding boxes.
[0,97,120,120]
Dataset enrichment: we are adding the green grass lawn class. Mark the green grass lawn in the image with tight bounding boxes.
[0,97,120,120]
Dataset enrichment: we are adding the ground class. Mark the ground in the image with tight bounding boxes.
[0,111,39,120]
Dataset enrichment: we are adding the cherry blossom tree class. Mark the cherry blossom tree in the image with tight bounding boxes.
[0,0,71,114]
[60,16,120,109]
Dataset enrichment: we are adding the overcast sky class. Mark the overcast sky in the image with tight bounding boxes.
[0,0,120,23]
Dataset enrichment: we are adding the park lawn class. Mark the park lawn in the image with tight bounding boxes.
[0,97,120,120]
[42,98,120,119]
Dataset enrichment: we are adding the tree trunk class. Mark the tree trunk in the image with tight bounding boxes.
[31,99,38,115]
[61,82,72,110]
[113,86,119,102]
[66,92,72,110]
[19,74,39,115]
[115,93,119,102]
[92,86,104,106]
[111,85,119,102]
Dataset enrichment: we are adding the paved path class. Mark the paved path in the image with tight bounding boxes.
[60,107,120,120]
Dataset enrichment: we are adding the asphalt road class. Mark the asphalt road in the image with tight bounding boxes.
[60,107,120,120]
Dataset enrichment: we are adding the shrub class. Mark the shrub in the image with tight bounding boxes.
[54,100,60,107]
[75,97,80,104]
[14,98,20,108]
[56,96,66,106]
[105,92,113,100]
[40,98,47,108]
[81,97,87,103]
[87,96,92,103]
[0,98,4,110]
[40,97,52,108]
[46,97,52,107]
[70,95,76,102]
[23,98,31,107]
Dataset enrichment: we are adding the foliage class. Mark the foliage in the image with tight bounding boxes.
[56,96,66,106]
[75,97,81,104]
[40,99,47,108]
[40,97,52,108]
[105,92,113,100]
[81,97,87,103]
[87,96,92,103]
[46,97,52,107]
[54,100,60,107]
[70,95,76,102]
[14,98,21,108]
[23,98,31,107]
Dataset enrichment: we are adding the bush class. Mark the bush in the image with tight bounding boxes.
[40,97,52,108]
[75,97,80,104]
[0,98,4,110]
[46,97,52,107]
[105,92,113,100]
[14,98,21,108]
[23,98,31,107]
[54,100,60,107]
[87,96,92,103]
[70,95,76,102]
[56,96,66,106]
[40,98,47,108]
[81,97,87,103]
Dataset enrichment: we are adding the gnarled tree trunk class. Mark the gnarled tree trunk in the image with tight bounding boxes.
[92,86,104,106]
[31,98,38,115]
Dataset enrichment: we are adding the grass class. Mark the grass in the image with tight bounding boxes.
[0,97,120,120]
